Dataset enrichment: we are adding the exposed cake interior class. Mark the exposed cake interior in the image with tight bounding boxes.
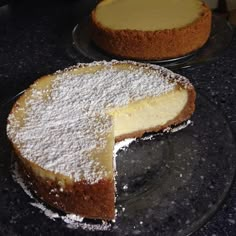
[95,0,203,30]
[7,61,195,219]
[110,90,188,138]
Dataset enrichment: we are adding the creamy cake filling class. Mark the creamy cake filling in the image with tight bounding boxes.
[95,0,202,31]
[111,90,188,138]
[7,61,192,184]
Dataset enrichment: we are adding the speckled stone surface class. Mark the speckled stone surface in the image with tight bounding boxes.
[0,1,236,235]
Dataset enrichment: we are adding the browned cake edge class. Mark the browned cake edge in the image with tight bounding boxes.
[9,85,195,220]
[115,87,196,142]
[7,61,196,221]
[91,2,212,60]
[12,149,115,220]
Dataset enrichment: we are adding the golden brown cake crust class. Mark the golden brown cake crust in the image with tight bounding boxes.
[115,87,196,142]
[91,3,212,60]
[14,153,115,220]
[7,61,196,221]
[9,86,195,220]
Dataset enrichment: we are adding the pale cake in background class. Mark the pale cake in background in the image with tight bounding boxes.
[91,0,212,60]
[7,61,196,220]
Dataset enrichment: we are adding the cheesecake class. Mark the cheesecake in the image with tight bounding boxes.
[7,61,196,220]
[91,0,212,60]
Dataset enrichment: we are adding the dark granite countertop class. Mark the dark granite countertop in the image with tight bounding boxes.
[0,1,235,235]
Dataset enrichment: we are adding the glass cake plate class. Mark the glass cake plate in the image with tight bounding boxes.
[0,93,235,235]
[71,15,234,69]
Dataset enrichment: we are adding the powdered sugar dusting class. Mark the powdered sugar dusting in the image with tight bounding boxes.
[168,120,193,133]
[10,115,193,231]
[7,60,191,183]
[30,202,60,220]
[113,138,136,155]
[141,120,193,140]
[11,162,111,231]
[11,135,138,229]
[11,161,34,199]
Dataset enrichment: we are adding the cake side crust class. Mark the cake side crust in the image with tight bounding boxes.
[8,86,195,220]
[7,60,196,220]
[13,151,115,220]
[115,88,196,142]
[91,3,212,60]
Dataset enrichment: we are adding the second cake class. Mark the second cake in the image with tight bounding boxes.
[91,0,212,60]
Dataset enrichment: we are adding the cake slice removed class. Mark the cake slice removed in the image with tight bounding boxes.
[7,61,196,220]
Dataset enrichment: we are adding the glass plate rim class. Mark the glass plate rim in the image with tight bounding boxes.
[0,92,236,235]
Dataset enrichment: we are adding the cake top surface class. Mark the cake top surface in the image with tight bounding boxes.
[94,0,203,31]
[7,60,191,183]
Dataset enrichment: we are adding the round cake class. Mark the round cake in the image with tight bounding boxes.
[91,0,212,60]
[7,61,196,220]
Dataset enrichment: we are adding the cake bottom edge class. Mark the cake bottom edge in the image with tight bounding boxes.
[15,157,115,221]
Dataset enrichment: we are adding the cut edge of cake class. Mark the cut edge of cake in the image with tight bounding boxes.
[7,60,196,220]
